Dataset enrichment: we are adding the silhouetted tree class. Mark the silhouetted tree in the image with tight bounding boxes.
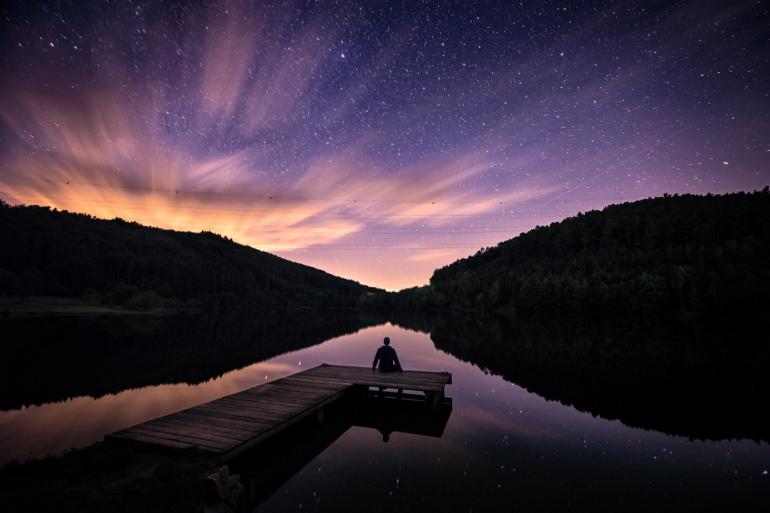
[391,189,770,315]
[0,200,377,309]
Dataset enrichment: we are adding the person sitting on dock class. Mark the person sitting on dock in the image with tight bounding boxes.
[372,336,402,372]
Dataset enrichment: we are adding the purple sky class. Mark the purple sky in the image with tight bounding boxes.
[1,0,768,289]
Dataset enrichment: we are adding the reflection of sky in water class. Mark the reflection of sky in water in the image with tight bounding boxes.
[1,324,769,509]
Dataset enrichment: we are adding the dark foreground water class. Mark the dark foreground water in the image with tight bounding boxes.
[1,312,768,511]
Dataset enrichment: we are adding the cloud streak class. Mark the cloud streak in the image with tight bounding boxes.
[0,81,555,289]
[2,0,765,288]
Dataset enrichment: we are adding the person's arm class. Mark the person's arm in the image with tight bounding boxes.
[372,348,380,370]
[393,350,402,372]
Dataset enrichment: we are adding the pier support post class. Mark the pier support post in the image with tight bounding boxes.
[426,389,444,409]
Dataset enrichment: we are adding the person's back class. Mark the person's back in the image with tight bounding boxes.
[372,337,402,372]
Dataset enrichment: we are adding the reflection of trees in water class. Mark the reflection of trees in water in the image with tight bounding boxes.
[390,310,770,442]
[0,310,375,410]
[4,307,768,442]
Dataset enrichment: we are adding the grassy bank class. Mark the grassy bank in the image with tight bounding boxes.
[0,296,170,316]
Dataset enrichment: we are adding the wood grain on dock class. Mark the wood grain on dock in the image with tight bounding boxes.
[109,364,452,457]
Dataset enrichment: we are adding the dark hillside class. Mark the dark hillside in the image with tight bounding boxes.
[0,201,375,309]
[404,189,770,314]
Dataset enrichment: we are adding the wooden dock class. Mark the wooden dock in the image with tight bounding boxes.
[110,364,451,458]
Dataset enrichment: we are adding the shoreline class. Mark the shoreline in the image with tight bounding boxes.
[0,296,168,316]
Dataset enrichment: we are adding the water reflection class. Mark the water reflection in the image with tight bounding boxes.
[1,313,769,511]
[223,393,452,512]
[397,312,770,442]
[0,311,378,463]
[0,310,371,410]
[0,317,452,464]
[250,318,770,513]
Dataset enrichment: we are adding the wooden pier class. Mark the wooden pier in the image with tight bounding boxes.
[110,364,452,459]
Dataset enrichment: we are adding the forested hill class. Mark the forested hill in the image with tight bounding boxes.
[0,201,375,309]
[398,189,770,314]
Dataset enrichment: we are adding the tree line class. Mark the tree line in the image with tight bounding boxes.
[380,188,770,315]
[0,201,375,309]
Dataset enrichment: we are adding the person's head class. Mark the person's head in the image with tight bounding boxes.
[383,336,390,346]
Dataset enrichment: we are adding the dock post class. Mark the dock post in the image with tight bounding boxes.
[426,389,445,408]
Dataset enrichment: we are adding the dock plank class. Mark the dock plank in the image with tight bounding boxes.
[143,418,255,442]
[171,409,275,430]
[117,426,232,451]
[112,431,205,451]
[130,423,243,446]
[194,403,301,422]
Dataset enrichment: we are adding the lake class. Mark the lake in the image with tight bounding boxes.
[0,312,768,511]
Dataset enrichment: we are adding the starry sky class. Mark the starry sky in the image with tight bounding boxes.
[1,0,768,290]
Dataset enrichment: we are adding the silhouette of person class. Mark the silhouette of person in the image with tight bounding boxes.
[372,336,402,372]
[379,428,392,443]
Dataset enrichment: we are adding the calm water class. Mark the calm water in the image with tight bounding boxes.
[1,314,768,511]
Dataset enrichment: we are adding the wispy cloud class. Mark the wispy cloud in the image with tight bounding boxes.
[6,0,762,288]
[0,85,557,260]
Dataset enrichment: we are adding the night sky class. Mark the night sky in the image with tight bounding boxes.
[1,0,768,289]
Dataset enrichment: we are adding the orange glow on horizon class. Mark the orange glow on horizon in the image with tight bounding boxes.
[0,90,557,289]
[0,5,564,291]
